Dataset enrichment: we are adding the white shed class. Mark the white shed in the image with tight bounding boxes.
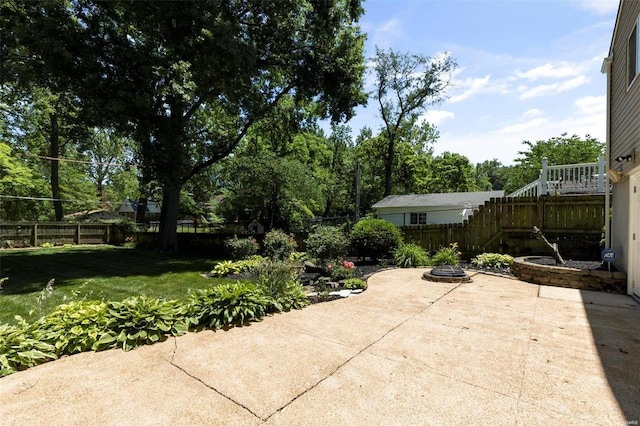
[373,191,504,227]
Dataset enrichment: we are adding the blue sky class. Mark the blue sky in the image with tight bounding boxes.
[344,0,619,165]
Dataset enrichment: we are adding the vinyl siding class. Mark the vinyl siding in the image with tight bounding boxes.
[611,0,640,174]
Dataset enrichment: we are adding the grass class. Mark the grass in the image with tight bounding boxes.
[0,245,231,325]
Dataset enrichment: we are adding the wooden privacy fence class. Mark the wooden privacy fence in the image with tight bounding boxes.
[402,195,605,260]
[0,222,111,247]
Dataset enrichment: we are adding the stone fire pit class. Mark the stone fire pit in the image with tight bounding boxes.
[422,265,472,283]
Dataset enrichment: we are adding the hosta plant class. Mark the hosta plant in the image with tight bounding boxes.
[471,253,514,268]
[101,296,188,351]
[41,300,111,355]
[342,278,367,290]
[188,282,271,330]
[0,318,56,377]
[209,260,241,277]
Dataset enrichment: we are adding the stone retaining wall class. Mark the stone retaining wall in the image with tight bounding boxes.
[512,256,627,294]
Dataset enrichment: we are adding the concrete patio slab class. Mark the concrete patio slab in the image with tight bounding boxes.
[1,269,639,425]
[539,285,640,309]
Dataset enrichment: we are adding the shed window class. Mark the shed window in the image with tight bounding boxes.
[410,212,427,225]
[629,18,639,86]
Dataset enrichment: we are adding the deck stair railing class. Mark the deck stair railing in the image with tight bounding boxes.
[507,156,606,198]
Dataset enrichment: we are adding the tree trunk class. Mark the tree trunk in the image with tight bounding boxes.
[49,113,64,221]
[158,186,181,252]
[384,137,395,197]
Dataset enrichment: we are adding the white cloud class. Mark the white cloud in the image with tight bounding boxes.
[571,0,618,16]
[371,18,403,47]
[574,95,605,115]
[420,110,455,126]
[516,62,585,81]
[523,108,544,119]
[497,117,549,134]
[519,75,589,99]
[449,75,492,103]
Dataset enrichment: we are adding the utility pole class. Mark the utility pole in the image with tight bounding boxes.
[355,161,361,221]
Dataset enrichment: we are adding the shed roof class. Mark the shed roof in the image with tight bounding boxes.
[372,191,505,209]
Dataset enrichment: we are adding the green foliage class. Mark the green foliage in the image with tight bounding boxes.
[471,253,514,269]
[350,218,402,259]
[305,226,349,264]
[343,278,367,290]
[41,301,110,355]
[114,218,138,234]
[209,260,241,278]
[188,282,271,330]
[102,296,188,351]
[430,243,461,266]
[423,152,480,193]
[288,251,310,263]
[263,230,298,261]
[327,260,356,281]
[256,262,309,312]
[234,255,268,274]
[394,243,429,268]
[225,236,259,260]
[0,318,56,377]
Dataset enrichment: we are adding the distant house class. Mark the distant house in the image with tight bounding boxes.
[372,191,504,227]
[117,198,161,222]
[602,0,640,297]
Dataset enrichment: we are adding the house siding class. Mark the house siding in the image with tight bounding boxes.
[611,0,640,174]
[612,178,629,272]
[375,206,464,227]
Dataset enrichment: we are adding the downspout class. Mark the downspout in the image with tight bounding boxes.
[601,56,613,249]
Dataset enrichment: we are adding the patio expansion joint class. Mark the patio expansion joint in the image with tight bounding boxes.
[167,336,266,422]
[263,282,464,422]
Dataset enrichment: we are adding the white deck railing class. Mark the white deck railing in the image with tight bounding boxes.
[507,156,606,197]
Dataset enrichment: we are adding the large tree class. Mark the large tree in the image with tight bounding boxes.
[6,0,366,251]
[372,47,455,197]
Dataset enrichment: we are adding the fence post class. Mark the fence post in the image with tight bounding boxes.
[538,157,548,196]
[76,223,81,244]
[32,223,38,247]
[597,155,605,193]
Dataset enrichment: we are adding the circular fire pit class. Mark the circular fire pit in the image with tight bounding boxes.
[422,265,472,283]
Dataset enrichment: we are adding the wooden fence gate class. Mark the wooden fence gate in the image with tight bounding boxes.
[402,195,605,260]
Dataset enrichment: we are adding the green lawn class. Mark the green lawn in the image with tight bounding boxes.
[0,245,230,325]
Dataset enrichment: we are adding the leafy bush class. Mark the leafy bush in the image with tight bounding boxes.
[305,226,349,264]
[256,262,308,311]
[288,251,310,263]
[0,318,56,377]
[114,217,138,234]
[350,219,402,260]
[263,229,297,261]
[209,260,241,277]
[225,235,259,260]
[234,255,267,274]
[471,253,514,268]
[41,300,110,355]
[394,243,429,268]
[327,260,356,281]
[430,243,461,266]
[188,282,271,330]
[343,278,367,290]
[100,296,188,351]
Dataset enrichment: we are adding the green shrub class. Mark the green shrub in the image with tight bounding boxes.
[234,255,267,274]
[394,243,429,268]
[100,296,188,351]
[256,262,308,312]
[225,235,259,260]
[263,230,297,261]
[0,318,56,377]
[188,282,271,330]
[41,300,110,355]
[471,253,514,268]
[114,217,138,234]
[350,218,402,260]
[430,243,461,266]
[209,260,241,277]
[288,251,310,263]
[327,259,356,281]
[343,278,367,290]
[305,226,349,264]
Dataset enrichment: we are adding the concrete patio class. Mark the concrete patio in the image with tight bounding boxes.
[0,269,638,425]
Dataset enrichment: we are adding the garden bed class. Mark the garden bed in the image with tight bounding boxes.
[511,256,626,294]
